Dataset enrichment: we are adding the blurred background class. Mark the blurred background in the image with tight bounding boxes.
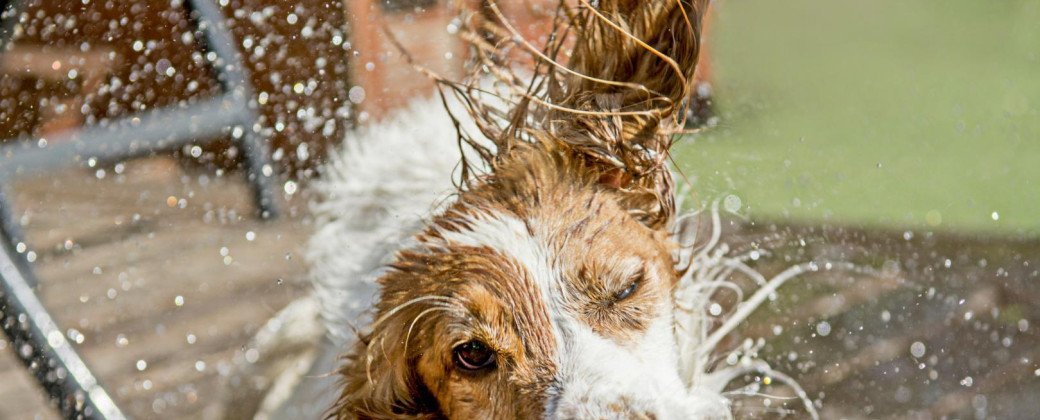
[0,0,1037,419]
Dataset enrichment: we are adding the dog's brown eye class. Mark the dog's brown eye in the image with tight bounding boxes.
[454,341,496,371]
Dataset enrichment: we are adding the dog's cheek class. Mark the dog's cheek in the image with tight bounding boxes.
[442,379,500,419]
[415,352,494,419]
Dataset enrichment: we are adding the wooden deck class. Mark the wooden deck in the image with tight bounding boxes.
[1,157,1038,419]
[0,157,311,419]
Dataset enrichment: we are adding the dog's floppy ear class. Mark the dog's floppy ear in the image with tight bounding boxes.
[331,295,440,419]
[453,0,710,231]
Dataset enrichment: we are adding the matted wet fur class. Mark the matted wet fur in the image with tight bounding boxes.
[321,0,763,418]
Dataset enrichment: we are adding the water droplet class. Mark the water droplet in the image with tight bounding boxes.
[245,348,260,363]
[960,376,973,387]
[816,321,832,337]
[116,334,129,347]
[186,333,196,345]
[910,341,926,358]
[723,194,742,213]
[708,303,722,316]
[67,329,85,345]
[174,295,184,306]
[881,310,891,322]
[136,360,147,371]
[246,231,256,241]
[284,181,298,195]
[47,330,65,348]
[348,86,366,104]
[195,360,206,372]
[156,58,174,77]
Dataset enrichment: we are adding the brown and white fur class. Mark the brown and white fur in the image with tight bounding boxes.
[309,1,819,418]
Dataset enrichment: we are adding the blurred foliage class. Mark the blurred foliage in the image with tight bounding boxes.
[676,0,1040,235]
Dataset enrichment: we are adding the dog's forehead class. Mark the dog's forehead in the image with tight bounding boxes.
[427,191,661,280]
[418,191,668,320]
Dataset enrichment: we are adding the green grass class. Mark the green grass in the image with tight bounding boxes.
[674,0,1040,236]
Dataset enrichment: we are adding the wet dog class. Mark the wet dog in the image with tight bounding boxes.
[311,1,749,418]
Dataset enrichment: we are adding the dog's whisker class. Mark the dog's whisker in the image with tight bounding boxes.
[369,295,459,331]
[404,306,455,356]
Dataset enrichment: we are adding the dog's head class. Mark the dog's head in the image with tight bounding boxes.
[332,1,717,418]
[335,147,727,419]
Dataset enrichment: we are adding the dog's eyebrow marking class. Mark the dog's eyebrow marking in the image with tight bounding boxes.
[433,206,561,361]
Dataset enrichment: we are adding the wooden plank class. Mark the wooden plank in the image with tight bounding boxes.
[1,157,311,419]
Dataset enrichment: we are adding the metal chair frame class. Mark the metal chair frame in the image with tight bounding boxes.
[0,0,281,417]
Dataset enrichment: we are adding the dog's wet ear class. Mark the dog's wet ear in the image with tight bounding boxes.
[330,301,440,419]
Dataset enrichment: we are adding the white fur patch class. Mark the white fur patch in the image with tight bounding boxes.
[308,96,486,345]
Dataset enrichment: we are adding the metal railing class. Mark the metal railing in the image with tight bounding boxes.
[0,0,282,418]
